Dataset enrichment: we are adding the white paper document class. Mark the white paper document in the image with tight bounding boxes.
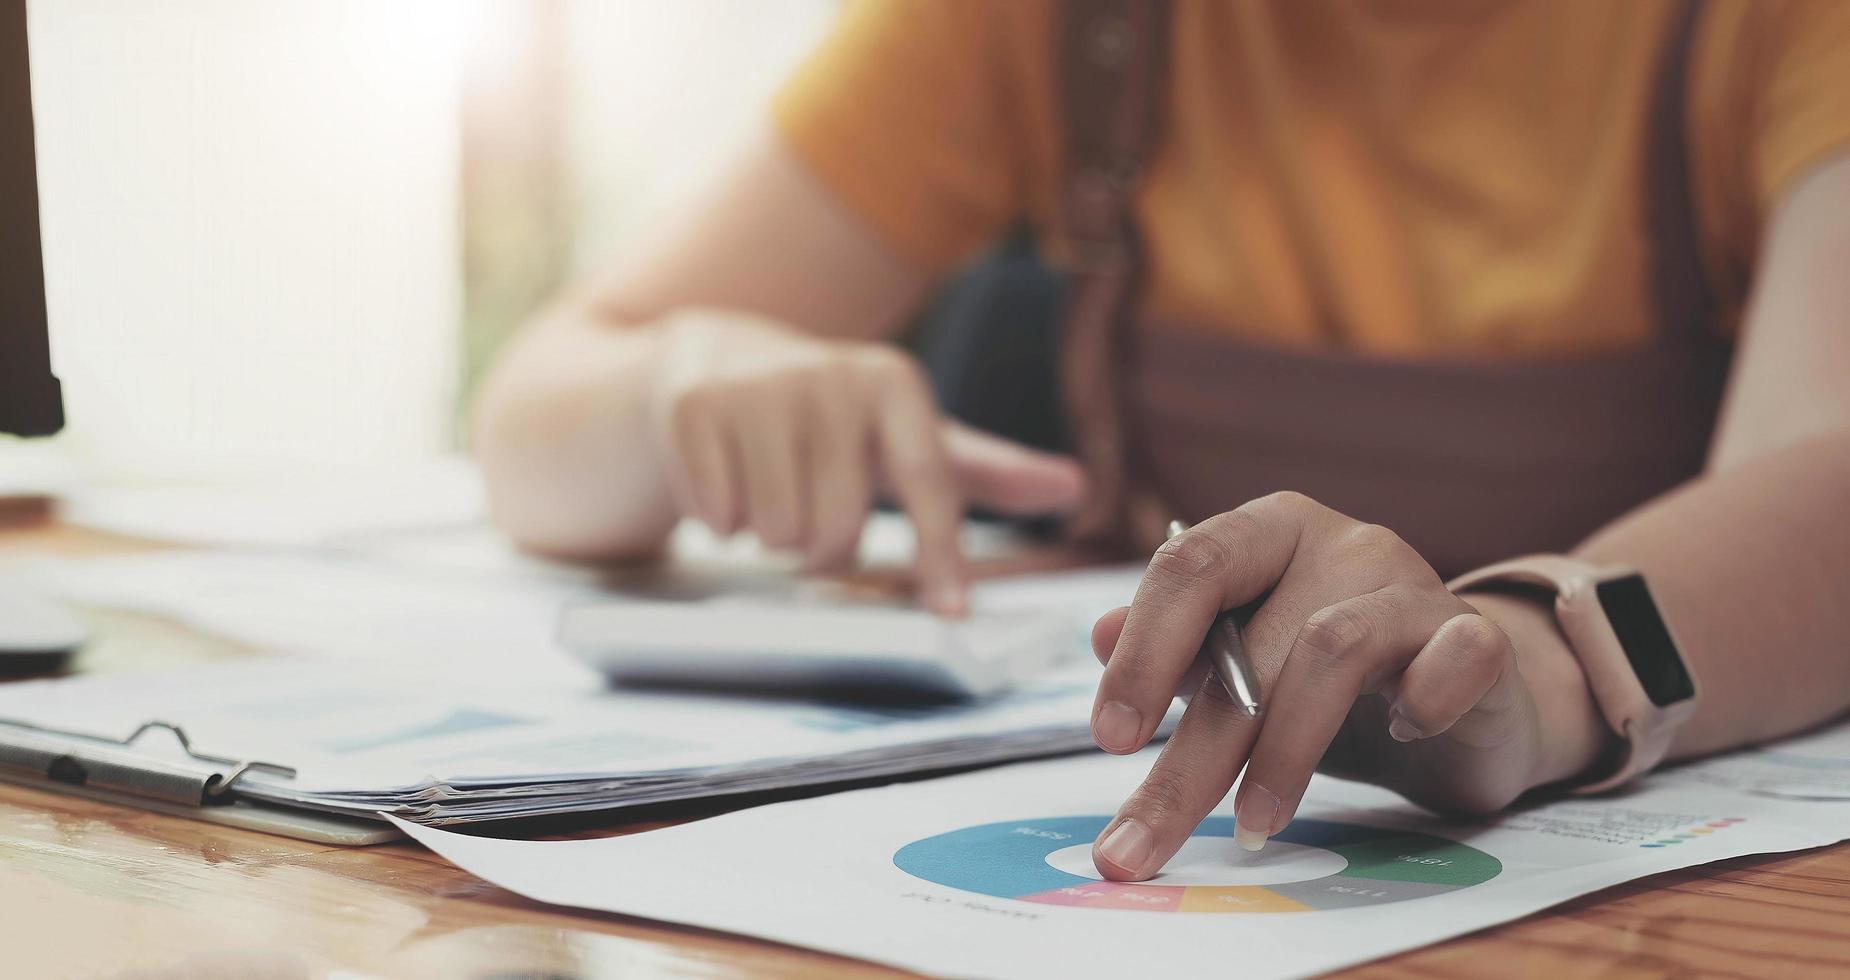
[5,530,1157,826]
[398,723,1850,979]
[21,540,1142,693]
[0,653,1156,825]
[22,547,603,690]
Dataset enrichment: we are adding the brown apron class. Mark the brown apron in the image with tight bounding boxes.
[1056,0,1732,578]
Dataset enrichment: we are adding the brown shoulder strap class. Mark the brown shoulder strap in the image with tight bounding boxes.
[1645,0,1716,342]
[1055,0,1171,549]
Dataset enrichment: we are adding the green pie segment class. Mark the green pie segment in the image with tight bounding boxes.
[894,816,1500,914]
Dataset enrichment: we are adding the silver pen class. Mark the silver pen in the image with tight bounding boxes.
[1167,520,1263,717]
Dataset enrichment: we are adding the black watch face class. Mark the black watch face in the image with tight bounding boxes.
[1595,574,1695,707]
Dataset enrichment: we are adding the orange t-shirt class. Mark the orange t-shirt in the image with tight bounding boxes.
[772,0,1850,359]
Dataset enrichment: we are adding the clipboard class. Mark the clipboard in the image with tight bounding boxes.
[0,718,401,845]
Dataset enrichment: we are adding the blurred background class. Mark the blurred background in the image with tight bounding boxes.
[9,0,835,481]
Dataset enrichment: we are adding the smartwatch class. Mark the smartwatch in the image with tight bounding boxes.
[1448,556,1699,793]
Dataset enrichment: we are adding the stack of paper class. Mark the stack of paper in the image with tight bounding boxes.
[0,653,1169,825]
[8,473,1162,827]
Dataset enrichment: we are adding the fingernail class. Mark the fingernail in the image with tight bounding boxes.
[1093,700,1143,753]
[1097,818,1153,874]
[1235,782,1279,851]
[1387,706,1425,742]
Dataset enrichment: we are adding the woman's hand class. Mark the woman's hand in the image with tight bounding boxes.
[647,311,1086,614]
[1087,491,1610,880]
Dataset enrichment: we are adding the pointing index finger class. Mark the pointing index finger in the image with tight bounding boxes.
[1094,669,1264,880]
[867,359,967,616]
[1091,497,1307,755]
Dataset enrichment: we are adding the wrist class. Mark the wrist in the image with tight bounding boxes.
[1464,590,1613,790]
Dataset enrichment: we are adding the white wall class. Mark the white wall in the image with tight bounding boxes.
[559,0,834,273]
[25,0,464,478]
[11,1,835,482]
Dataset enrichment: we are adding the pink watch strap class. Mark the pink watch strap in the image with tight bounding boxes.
[1448,555,1684,794]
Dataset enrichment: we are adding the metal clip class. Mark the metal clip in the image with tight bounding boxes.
[120,720,298,799]
[0,716,297,806]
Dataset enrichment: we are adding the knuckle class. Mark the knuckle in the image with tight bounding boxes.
[1440,614,1507,659]
[1249,489,1327,526]
[1205,506,1267,542]
[742,375,797,409]
[1258,489,1316,514]
[1103,652,1189,706]
[1344,521,1401,554]
[665,384,716,429]
[781,368,824,402]
[1296,604,1373,672]
[853,345,924,386]
[1102,649,1161,692]
[1148,531,1235,584]
[823,362,869,404]
[1129,769,1193,822]
[1341,522,1415,566]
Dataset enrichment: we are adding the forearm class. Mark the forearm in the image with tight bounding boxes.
[1462,159,1850,787]
[473,303,679,560]
[1574,428,1850,759]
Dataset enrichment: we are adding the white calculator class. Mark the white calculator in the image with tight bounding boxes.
[559,599,1078,700]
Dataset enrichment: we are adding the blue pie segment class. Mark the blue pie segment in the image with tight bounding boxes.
[894,816,1500,913]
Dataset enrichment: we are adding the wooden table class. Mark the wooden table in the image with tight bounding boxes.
[3,517,1846,979]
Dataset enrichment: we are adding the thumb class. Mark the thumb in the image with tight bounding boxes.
[943,421,1087,516]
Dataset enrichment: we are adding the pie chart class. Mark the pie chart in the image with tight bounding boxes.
[893,816,1500,913]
